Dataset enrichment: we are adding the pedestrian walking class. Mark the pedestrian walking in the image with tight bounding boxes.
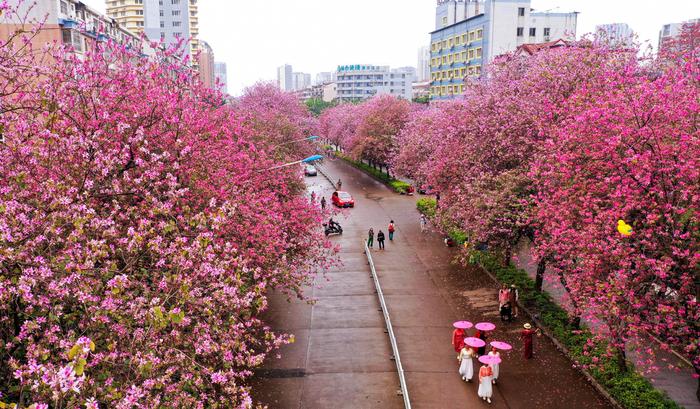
[377,230,385,250]
[520,323,539,359]
[320,196,326,210]
[509,284,519,318]
[336,179,342,191]
[488,346,501,384]
[388,220,395,241]
[477,363,494,403]
[458,346,476,382]
[310,191,316,203]
[420,214,427,233]
[367,228,374,248]
[451,327,466,353]
[475,329,488,356]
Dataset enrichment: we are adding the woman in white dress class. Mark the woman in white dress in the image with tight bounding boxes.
[458,346,475,382]
[488,346,500,384]
[477,363,494,403]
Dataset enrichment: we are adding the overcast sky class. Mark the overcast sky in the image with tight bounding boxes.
[83,0,699,96]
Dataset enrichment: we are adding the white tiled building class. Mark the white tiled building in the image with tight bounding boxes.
[336,64,415,102]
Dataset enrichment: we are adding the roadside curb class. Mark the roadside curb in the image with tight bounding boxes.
[315,162,336,187]
[477,265,625,409]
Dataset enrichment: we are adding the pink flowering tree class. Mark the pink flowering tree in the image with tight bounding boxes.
[318,103,362,152]
[349,95,411,171]
[533,52,699,385]
[0,25,332,409]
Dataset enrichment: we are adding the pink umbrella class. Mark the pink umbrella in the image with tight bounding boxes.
[479,355,502,365]
[453,321,473,329]
[475,322,496,331]
[489,341,513,351]
[464,337,486,348]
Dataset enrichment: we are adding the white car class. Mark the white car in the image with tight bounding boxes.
[304,165,317,176]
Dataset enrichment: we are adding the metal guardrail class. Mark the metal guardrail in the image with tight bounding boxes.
[364,241,411,409]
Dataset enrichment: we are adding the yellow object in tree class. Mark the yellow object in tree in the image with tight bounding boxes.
[617,220,632,236]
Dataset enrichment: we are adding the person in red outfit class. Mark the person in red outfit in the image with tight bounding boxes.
[521,323,540,359]
[452,328,466,353]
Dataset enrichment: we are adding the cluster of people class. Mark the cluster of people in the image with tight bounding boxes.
[452,324,500,404]
[497,284,519,322]
[367,221,395,250]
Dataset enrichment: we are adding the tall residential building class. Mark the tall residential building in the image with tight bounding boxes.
[197,40,215,88]
[430,0,578,100]
[277,64,293,91]
[658,18,700,50]
[417,46,431,81]
[214,62,228,94]
[292,72,312,91]
[336,64,415,102]
[105,0,199,58]
[315,71,335,85]
[2,0,141,56]
[595,23,634,47]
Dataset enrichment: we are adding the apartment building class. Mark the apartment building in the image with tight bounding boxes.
[105,0,199,58]
[595,23,634,47]
[214,62,228,94]
[658,18,700,50]
[336,64,415,102]
[1,0,140,58]
[430,0,578,100]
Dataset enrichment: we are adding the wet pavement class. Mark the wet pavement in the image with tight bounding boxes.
[252,158,612,409]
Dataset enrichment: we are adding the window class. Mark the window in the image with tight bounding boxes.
[448,37,454,47]
[135,0,143,3]
[476,47,482,58]
[135,9,143,15]
[448,85,453,94]
[60,0,68,14]
[518,7,525,16]
[61,29,83,52]
[529,27,536,36]
[455,36,461,45]
[159,10,164,16]
[516,27,524,37]
[461,51,466,60]
[475,66,482,75]
[160,32,165,39]
[136,21,144,27]
[468,49,474,60]
[160,21,164,28]
[172,10,180,16]
[442,16,448,26]
[454,68,459,77]
[171,0,180,3]
[460,68,466,77]
[431,42,437,52]
[544,27,551,37]
[448,54,453,63]
[442,56,447,64]
[476,28,483,39]
[172,21,181,27]
[442,40,447,48]
[469,31,475,41]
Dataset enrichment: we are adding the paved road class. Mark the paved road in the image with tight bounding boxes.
[253,158,612,409]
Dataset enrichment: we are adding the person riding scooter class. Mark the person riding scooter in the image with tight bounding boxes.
[323,218,343,236]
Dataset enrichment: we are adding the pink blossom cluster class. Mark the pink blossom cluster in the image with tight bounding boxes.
[0,5,334,407]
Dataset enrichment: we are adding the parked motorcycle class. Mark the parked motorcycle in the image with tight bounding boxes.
[323,219,343,236]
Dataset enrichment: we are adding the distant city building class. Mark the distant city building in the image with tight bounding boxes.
[412,80,432,100]
[417,46,431,81]
[105,0,200,59]
[293,72,312,91]
[1,0,141,57]
[197,40,215,88]
[658,18,700,50]
[595,23,634,47]
[277,64,293,91]
[214,62,228,94]
[315,71,335,85]
[430,0,578,100]
[336,64,414,102]
[322,82,338,102]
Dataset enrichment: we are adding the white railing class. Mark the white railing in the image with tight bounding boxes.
[364,241,411,409]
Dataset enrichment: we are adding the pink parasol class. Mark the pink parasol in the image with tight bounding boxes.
[453,321,473,329]
[464,337,486,348]
[479,355,502,365]
[489,341,513,351]
[475,322,496,331]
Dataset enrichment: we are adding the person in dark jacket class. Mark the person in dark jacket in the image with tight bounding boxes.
[367,228,374,248]
[377,230,386,250]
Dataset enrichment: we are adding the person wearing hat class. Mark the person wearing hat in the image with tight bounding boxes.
[520,323,539,359]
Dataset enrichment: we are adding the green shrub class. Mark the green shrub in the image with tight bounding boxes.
[416,198,437,217]
[337,154,410,194]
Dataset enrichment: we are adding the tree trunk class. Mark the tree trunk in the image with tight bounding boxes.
[503,247,512,267]
[616,345,628,373]
[535,259,546,292]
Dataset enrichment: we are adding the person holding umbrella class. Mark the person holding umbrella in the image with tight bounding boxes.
[474,322,495,356]
[458,345,476,382]
[477,357,495,404]
[488,341,512,384]
[488,346,501,384]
